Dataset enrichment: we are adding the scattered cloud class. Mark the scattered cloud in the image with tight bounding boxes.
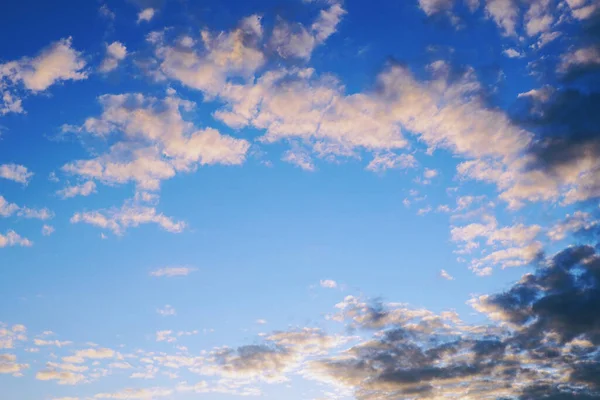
[150,266,196,277]
[0,164,33,184]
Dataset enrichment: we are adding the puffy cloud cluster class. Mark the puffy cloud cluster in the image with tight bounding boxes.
[0,37,86,115]
[0,164,33,185]
[99,42,127,73]
[62,93,249,191]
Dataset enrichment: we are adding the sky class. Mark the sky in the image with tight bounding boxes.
[1,0,600,399]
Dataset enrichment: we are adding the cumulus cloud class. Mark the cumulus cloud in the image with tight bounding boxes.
[0,230,32,248]
[62,93,250,191]
[154,15,265,95]
[0,37,86,114]
[1,200,50,221]
[99,42,127,73]
[0,164,33,184]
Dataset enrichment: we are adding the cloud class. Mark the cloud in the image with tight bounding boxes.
[558,45,600,77]
[366,153,417,172]
[440,269,455,280]
[484,0,519,36]
[137,8,156,23]
[0,164,33,184]
[36,369,85,385]
[548,211,599,241]
[99,42,127,73]
[503,48,523,58]
[156,330,176,342]
[99,4,115,20]
[282,147,315,171]
[0,354,28,375]
[0,37,86,114]
[62,347,115,364]
[418,0,454,16]
[71,198,185,235]
[95,387,173,399]
[320,279,338,289]
[62,93,250,191]
[451,215,542,275]
[270,2,346,60]
[155,15,265,95]
[156,305,176,316]
[57,181,97,198]
[34,339,73,347]
[0,230,32,248]
[42,225,55,236]
[150,266,196,277]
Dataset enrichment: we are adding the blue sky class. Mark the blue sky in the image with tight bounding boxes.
[1,0,600,399]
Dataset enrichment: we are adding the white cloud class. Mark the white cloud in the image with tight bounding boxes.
[484,0,519,36]
[95,387,173,399]
[558,45,600,74]
[270,3,346,60]
[137,8,156,23]
[0,37,86,114]
[0,324,27,349]
[417,206,432,216]
[319,279,338,289]
[156,330,176,343]
[34,339,73,347]
[150,266,196,277]
[366,153,416,172]
[0,354,28,375]
[282,148,315,171]
[451,216,542,274]
[157,305,176,316]
[503,48,523,58]
[418,0,455,16]
[0,164,33,184]
[62,93,250,191]
[71,198,185,236]
[99,42,127,73]
[42,225,55,236]
[424,168,438,179]
[62,347,115,364]
[57,181,97,198]
[99,4,115,20]
[0,230,32,248]
[440,269,455,280]
[156,15,265,95]
[36,369,85,385]
[547,211,598,241]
